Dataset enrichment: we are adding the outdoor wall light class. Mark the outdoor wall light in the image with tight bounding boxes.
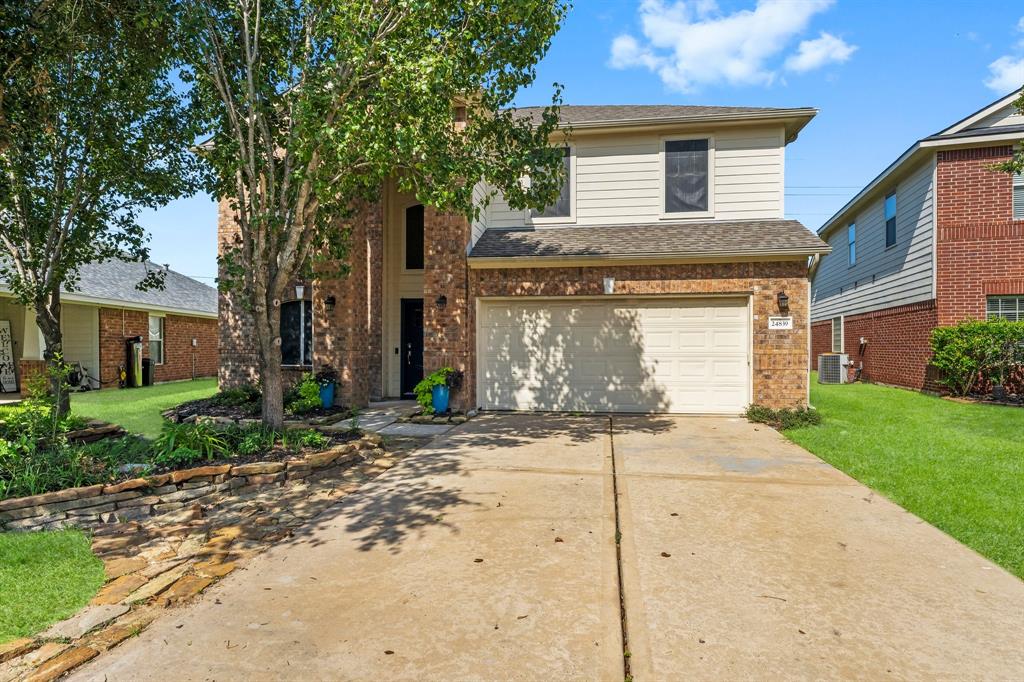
[603,277,615,295]
[435,294,448,309]
[294,285,305,300]
[777,291,790,312]
[325,295,337,313]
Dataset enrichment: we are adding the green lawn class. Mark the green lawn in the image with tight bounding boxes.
[72,378,217,438]
[786,376,1024,578]
[0,529,104,643]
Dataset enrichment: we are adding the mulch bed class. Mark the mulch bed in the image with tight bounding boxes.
[165,397,351,424]
[947,393,1024,407]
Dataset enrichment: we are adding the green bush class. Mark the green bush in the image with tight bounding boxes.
[208,385,261,408]
[745,404,823,430]
[284,373,322,414]
[930,319,1024,396]
[152,421,228,462]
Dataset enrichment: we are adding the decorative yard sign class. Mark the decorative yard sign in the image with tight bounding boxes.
[0,321,15,393]
[768,316,794,331]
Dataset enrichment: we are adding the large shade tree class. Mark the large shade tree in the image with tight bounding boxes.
[0,0,200,412]
[182,0,570,428]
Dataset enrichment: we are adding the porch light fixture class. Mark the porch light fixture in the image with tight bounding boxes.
[294,285,305,300]
[435,294,448,310]
[777,291,790,312]
[325,295,337,313]
[603,277,615,295]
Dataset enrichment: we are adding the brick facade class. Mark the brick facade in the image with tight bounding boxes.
[218,201,815,412]
[935,146,1024,325]
[98,308,217,387]
[811,144,1024,391]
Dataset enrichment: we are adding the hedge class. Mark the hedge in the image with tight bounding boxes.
[930,319,1024,396]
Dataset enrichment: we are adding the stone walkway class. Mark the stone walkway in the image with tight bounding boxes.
[0,433,429,682]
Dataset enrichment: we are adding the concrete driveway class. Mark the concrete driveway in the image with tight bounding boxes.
[72,415,1024,681]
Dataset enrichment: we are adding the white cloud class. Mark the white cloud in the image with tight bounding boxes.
[608,0,855,92]
[985,56,1024,93]
[784,32,857,72]
[984,17,1024,93]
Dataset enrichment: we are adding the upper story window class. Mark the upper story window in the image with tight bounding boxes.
[987,295,1024,322]
[663,137,712,216]
[884,192,897,248]
[405,204,424,270]
[847,223,856,266]
[281,299,313,366]
[148,315,164,365]
[530,148,573,221]
[1014,173,1023,220]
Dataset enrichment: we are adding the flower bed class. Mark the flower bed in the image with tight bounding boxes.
[0,432,386,533]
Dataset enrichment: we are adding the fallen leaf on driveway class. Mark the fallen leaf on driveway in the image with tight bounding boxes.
[661,552,671,558]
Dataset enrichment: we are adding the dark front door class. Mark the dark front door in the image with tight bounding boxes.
[400,298,424,396]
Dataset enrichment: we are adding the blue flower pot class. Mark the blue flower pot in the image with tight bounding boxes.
[431,385,450,414]
[319,382,335,409]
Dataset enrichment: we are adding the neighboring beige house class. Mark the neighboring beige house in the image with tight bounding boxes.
[219,104,831,414]
[0,261,218,395]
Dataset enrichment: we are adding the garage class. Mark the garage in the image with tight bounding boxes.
[476,297,751,414]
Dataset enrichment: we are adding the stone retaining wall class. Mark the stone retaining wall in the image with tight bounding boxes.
[0,435,383,532]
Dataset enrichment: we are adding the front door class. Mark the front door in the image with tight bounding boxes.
[400,298,424,396]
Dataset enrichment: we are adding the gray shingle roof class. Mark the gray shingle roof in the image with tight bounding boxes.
[923,122,1024,141]
[511,104,813,127]
[469,220,830,262]
[63,260,217,315]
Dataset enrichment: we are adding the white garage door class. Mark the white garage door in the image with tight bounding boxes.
[477,297,750,414]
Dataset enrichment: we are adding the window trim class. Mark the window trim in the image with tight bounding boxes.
[847,222,856,267]
[280,298,313,368]
[148,314,165,366]
[659,133,715,220]
[831,316,844,353]
[402,203,425,273]
[527,144,576,226]
[884,191,897,249]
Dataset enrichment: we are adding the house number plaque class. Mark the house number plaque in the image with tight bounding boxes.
[768,316,793,330]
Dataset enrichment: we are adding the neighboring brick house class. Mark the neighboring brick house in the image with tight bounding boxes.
[810,89,1024,390]
[0,261,217,394]
[219,104,832,414]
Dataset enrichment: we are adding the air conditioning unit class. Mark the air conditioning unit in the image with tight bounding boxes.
[818,354,850,384]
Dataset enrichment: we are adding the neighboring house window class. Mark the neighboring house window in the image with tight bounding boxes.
[664,138,711,214]
[530,148,572,220]
[1014,173,1023,220]
[831,316,843,353]
[847,223,856,266]
[148,315,164,365]
[281,300,313,366]
[885,192,897,247]
[987,295,1024,322]
[405,204,424,270]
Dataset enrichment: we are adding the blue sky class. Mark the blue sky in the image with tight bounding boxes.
[141,0,1024,284]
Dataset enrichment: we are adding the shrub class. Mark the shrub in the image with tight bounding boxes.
[208,385,261,408]
[233,426,278,456]
[294,429,329,450]
[284,373,322,414]
[152,421,228,462]
[413,367,462,414]
[745,404,822,430]
[930,319,1024,396]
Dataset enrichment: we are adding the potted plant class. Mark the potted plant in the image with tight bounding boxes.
[315,366,339,409]
[414,367,463,415]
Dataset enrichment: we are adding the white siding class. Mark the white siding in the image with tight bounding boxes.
[61,304,100,377]
[477,125,785,229]
[968,104,1024,131]
[811,157,935,321]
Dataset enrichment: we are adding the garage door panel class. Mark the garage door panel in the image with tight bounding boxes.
[478,297,750,414]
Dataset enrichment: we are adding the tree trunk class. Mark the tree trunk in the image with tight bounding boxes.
[35,289,70,416]
[255,293,285,430]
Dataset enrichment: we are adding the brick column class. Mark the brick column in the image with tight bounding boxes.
[313,202,383,408]
[217,198,259,388]
[422,208,473,410]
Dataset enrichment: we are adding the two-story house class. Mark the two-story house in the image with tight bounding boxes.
[810,90,1024,390]
[219,104,831,414]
